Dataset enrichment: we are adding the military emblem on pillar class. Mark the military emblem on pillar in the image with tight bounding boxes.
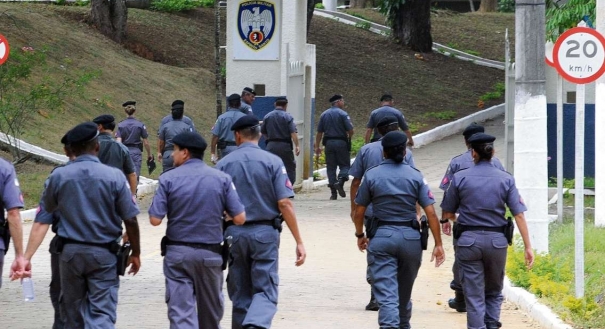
[238,0,276,51]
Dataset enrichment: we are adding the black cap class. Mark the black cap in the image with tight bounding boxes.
[329,94,343,103]
[171,100,184,110]
[381,131,408,148]
[228,93,241,102]
[377,115,398,128]
[462,123,484,140]
[380,94,393,102]
[92,114,115,125]
[467,132,496,144]
[60,131,70,145]
[172,131,207,154]
[122,100,136,107]
[66,122,99,144]
[275,97,288,103]
[242,87,256,95]
[231,115,260,131]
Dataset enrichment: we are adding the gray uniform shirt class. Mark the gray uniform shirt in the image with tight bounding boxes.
[42,155,140,243]
[149,159,245,244]
[261,109,297,141]
[159,120,193,152]
[116,117,148,149]
[366,106,409,141]
[216,143,294,222]
[441,161,527,227]
[211,108,247,142]
[439,150,505,190]
[97,133,136,175]
[158,115,195,136]
[317,107,353,138]
[355,159,434,222]
[240,103,253,115]
[0,159,24,250]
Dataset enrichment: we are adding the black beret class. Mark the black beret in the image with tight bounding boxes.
[227,93,241,102]
[172,100,184,107]
[381,131,408,148]
[122,100,136,107]
[329,94,343,103]
[242,87,256,95]
[377,115,398,128]
[172,131,207,153]
[467,132,496,144]
[231,115,260,131]
[92,114,115,125]
[60,131,70,145]
[463,123,485,139]
[275,97,288,103]
[66,122,99,144]
[380,94,393,102]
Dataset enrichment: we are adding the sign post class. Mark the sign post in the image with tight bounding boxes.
[0,34,10,65]
[553,23,605,298]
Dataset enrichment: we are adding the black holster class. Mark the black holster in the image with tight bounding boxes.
[419,215,429,250]
[217,140,227,150]
[161,236,168,257]
[49,235,63,254]
[221,242,229,271]
[366,217,379,239]
[453,222,462,240]
[273,215,284,233]
[347,137,352,153]
[116,242,131,276]
[0,222,9,255]
[505,217,515,245]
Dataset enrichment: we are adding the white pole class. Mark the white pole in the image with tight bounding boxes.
[557,75,563,223]
[595,0,605,227]
[322,0,337,11]
[575,83,585,298]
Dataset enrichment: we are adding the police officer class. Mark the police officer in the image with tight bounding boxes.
[93,114,138,195]
[0,156,25,287]
[349,115,416,311]
[364,94,414,146]
[158,102,194,172]
[240,87,256,115]
[315,94,354,200]
[116,101,152,181]
[216,115,306,329]
[439,123,505,313]
[261,97,300,184]
[210,94,248,163]
[353,131,445,329]
[441,133,534,329]
[149,131,246,329]
[158,100,195,135]
[24,132,74,329]
[23,122,141,328]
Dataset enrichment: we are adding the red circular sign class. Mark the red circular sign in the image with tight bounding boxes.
[553,27,605,84]
[0,34,9,66]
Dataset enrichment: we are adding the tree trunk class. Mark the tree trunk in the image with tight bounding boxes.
[90,0,128,43]
[469,0,476,12]
[125,0,151,9]
[307,0,319,35]
[350,0,367,8]
[478,0,497,12]
[391,0,432,52]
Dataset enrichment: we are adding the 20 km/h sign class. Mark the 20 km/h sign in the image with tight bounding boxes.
[0,34,9,66]
[553,27,605,84]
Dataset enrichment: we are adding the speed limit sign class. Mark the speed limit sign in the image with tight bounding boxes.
[553,27,605,84]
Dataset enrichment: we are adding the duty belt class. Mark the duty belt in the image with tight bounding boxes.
[377,220,414,228]
[61,237,120,252]
[267,138,291,143]
[164,239,221,253]
[459,225,505,233]
[225,219,274,229]
[323,136,348,142]
[224,141,236,146]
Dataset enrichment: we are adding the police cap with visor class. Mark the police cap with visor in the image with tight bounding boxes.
[329,94,343,103]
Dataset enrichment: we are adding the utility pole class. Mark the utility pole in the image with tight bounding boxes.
[515,0,549,253]
[214,0,223,119]
[595,0,605,227]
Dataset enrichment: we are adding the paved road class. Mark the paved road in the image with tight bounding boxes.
[0,115,542,328]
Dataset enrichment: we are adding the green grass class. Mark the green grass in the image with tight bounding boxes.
[424,110,457,120]
[549,177,595,189]
[354,21,371,30]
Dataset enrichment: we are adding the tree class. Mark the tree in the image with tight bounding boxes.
[90,0,128,43]
[380,0,432,52]
[478,0,497,12]
[350,0,368,8]
[546,0,595,41]
[307,0,322,35]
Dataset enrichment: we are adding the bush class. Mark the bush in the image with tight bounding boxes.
[151,0,209,12]
[498,0,515,13]
[315,3,325,9]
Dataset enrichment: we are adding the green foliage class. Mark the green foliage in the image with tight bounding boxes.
[424,110,457,120]
[546,0,595,42]
[465,50,480,56]
[151,0,210,12]
[315,3,325,9]
[446,42,459,50]
[494,82,506,94]
[355,22,372,30]
[498,0,515,13]
[407,122,426,133]
[350,137,364,156]
[349,12,370,21]
[0,46,97,160]
[379,0,406,26]
[548,177,595,189]
[479,82,506,102]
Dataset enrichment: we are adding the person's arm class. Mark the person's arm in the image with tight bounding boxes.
[143,138,151,159]
[22,222,51,278]
[149,216,162,226]
[231,211,246,225]
[127,173,137,195]
[116,137,123,143]
[404,129,414,147]
[514,212,534,269]
[291,132,300,156]
[424,204,445,267]
[364,128,373,144]
[7,208,25,279]
[350,177,361,220]
[157,139,165,162]
[211,135,219,164]
[123,216,141,275]
[353,204,369,252]
[314,132,323,156]
[348,129,355,139]
[441,209,452,236]
[277,198,305,266]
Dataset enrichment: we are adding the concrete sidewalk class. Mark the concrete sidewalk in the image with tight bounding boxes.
[0,115,543,328]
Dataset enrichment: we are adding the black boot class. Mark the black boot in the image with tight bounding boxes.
[447,291,466,312]
[329,186,337,200]
[365,291,379,311]
[485,321,502,329]
[335,177,347,197]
